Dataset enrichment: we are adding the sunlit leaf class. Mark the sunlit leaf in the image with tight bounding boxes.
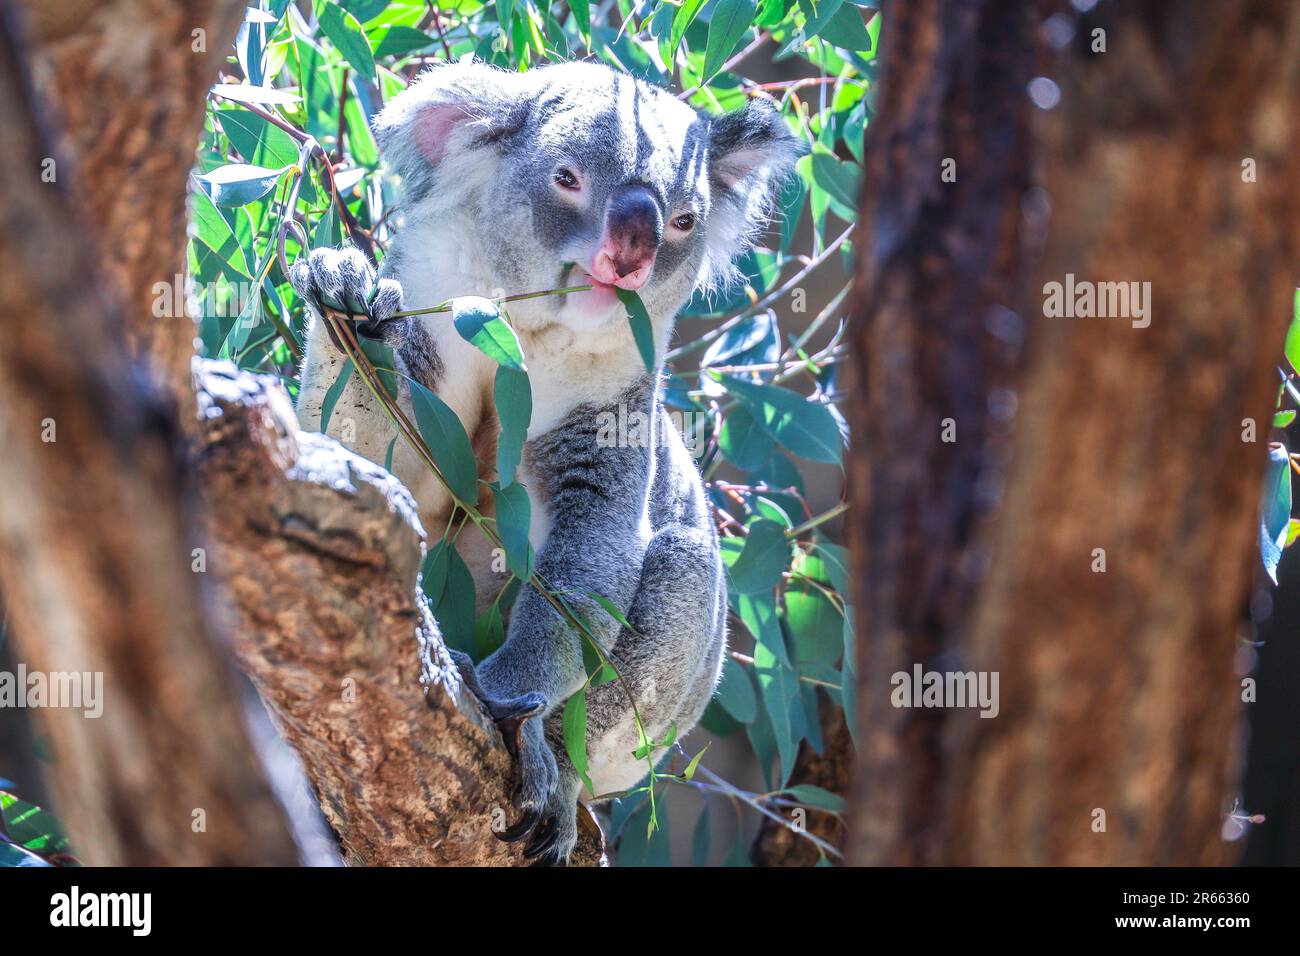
[453,297,526,371]
[703,0,758,83]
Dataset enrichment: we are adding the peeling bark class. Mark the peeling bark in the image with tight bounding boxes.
[192,361,605,866]
[848,0,1300,865]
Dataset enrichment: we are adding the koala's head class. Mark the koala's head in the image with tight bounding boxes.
[374,60,802,332]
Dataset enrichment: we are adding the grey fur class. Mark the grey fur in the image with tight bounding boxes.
[293,60,802,864]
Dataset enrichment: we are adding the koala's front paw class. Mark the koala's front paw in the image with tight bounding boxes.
[289,246,406,343]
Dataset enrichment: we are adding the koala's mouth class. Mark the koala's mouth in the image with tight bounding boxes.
[562,262,615,293]
[559,262,621,315]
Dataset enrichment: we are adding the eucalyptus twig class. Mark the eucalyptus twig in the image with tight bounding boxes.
[787,501,848,538]
[210,89,377,264]
[668,744,843,860]
[392,283,594,319]
[677,34,771,101]
[729,650,840,690]
[667,226,854,362]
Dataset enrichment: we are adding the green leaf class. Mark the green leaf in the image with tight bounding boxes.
[0,791,70,857]
[474,602,505,659]
[410,380,479,503]
[670,0,708,60]
[817,3,873,51]
[616,288,656,374]
[683,743,709,782]
[756,0,795,28]
[717,373,843,464]
[570,0,591,43]
[197,163,289,207]
[1276,410,1297,429]
[358,336,398,399]
[715,656,758,723]
[494,366,532,487]
[810,146,861,217]
[491,481,534,579]
[452,297,526,371]
[210,83,302,107]
[726,518,794,594]
[319,358,354,434]
[718,406,777,471]
[421,537,452,608]
[703,0,758,83]
[1260,442,1291,584]
[429,541,477,654]
[372,25,439,57]
[0,842,52,866]
[563,692,594,793]
[587,591,635,632]
[784,585,843,666]
[1287,518,1300,548]
[782,783,845,813]
[1285,289,1300,374]
[191,189,252,279]
[736,591,791,668]
[217,108,301,170]
[317,0,378,80]
[752,634,799,784]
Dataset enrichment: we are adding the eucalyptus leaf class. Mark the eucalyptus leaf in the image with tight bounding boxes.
[494,366,532,487]
[453,296,526,371]
[410,380,479,503]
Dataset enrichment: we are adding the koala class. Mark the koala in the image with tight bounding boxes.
[291,60,801,864]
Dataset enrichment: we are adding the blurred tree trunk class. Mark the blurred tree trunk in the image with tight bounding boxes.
[15,0,244,401]
[847,0,1300,865]
[0,0,298,865]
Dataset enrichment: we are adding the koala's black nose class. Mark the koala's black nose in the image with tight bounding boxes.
[594,184,663,290]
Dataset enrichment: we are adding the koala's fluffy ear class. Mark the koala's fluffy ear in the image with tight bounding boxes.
[373,60,530,193]
[704,101,805,277]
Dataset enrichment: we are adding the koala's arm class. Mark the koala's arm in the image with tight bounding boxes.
[476,381,657,709]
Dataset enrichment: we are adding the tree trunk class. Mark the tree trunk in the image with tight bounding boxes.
[0,0,299,865]
[848,0,1300,865]
[15,0,245,399]
[192,361,603,866]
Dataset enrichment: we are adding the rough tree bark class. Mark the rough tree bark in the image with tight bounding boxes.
[848,0,1300,865]
[193,361,602,866]
[0,1,299,865]
[16,0,245,399]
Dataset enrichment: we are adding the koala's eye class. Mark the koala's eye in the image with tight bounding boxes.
[671,212,697,232]
[553,168,580,191]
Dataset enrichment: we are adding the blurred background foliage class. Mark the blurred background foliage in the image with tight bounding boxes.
[179,0,873,865]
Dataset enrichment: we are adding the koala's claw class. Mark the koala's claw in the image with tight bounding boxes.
[522,817,556,857]
[498,806,543,843]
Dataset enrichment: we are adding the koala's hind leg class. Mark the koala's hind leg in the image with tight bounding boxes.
[582,523,727,801]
